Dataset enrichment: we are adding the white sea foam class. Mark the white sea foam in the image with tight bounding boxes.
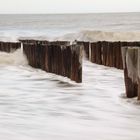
[56,30,140,42]
[0,49,28,66]
[1,60,140,140]
[1,30,139,43]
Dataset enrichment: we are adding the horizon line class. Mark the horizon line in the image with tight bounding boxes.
[0,11,139,15]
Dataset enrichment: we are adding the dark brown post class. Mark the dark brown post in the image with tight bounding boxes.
[122,47,138,98]
[113,41,123,69]
[102,41,108,66]
[90,42,97,63]
[83,42,90,59]
[137,48,140,100]
[107,42,113,67]
[138,78,140,100]
[70,45,83,83]
[106,42,111,67]
[96,42,102,65]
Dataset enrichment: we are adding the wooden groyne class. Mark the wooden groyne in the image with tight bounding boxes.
[121,47,140,99]
[0,42,21,53]
[77,41,140,99]
[1,38,140,100]
[78,41,140,70]
[22,41,83,83]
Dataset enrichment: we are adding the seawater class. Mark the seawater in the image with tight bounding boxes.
[0,13,140,140]
[0,13,140,41]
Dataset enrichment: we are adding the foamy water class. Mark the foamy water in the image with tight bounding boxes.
[0,50,140,140]
[1,13,140,139]
[0,49,28,65]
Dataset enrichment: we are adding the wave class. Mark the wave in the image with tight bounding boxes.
[55,30,140,42]
[0,30,140,42]
[0,49,28,66]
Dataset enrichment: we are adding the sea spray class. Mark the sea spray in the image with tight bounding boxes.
[55,30,140,42]
[0,49,28,65]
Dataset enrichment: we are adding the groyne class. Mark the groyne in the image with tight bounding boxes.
[78,41,140,70]
[22,41,83,83]
[0,42,21,53]
[0,39,140,99]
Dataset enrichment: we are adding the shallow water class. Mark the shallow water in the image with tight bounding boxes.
[1,54,140,140]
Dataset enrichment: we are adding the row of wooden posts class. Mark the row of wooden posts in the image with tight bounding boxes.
[0,41,82,83]
[77,41,140,70]
[79,41,140,100]
[0,40,140,99]
[22,41,83,83]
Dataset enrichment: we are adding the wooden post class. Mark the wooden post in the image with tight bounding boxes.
[138,78,140,100]
[96,42,102,65]
[107,42,113,67]
[137,48,140,100]
[70,45,83,83]
[112,41,123,69]
[121,47,138,98]
[102,41,108,66]
[90,42,97,63]
[106,42,111,67]
[83,42,90,59]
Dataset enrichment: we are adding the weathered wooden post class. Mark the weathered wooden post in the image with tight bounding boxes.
[118,43,123,69]
[90,42,97,63]
[112,41,123,69]
[137,48,140,100]
[70,45,83,83]
[96,42,102,65]
[102,41,108,66]
[106,42,111,67]
[90,42,102,65]
[83,42,90,59]
[107,42,114,67]
[122,47,138,98]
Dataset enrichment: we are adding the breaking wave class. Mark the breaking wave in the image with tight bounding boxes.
[0,30,140,42]
[56,30,140,42]
[0,49,28,66]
